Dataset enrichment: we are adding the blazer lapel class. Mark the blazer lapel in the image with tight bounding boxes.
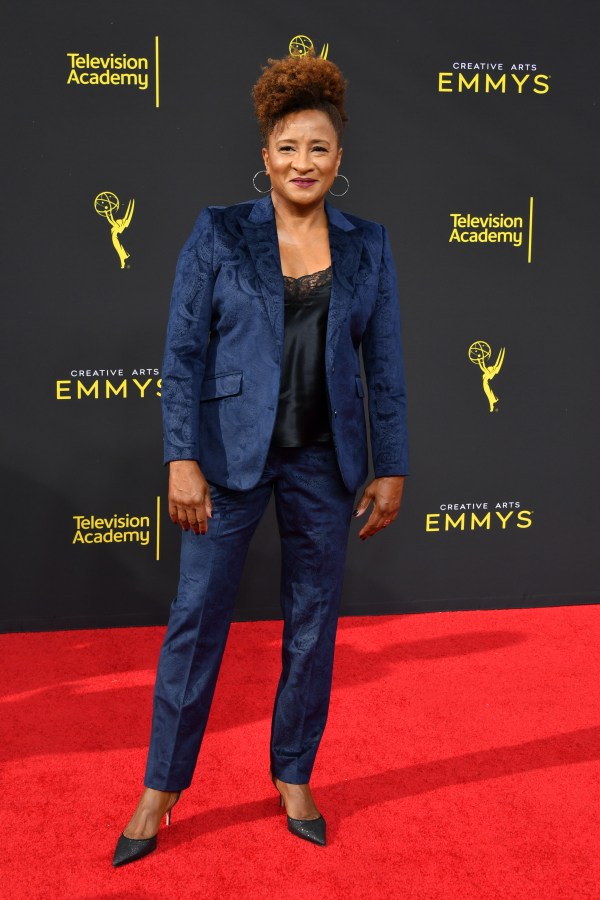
[238,194,364,365]
[325,200,363,370]
[239,195,284,349]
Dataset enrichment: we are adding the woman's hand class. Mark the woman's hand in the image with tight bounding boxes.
[353,476,405,540]
[168,460,213,534]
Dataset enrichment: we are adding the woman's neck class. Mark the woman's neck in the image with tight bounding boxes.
[271,192,328,234]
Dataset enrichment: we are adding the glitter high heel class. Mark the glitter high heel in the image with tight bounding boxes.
[270,771,326,847]
[112,791,181,867]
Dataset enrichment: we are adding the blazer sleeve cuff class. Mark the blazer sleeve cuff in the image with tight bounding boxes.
[373,466,409,478]
[163,445,201,466]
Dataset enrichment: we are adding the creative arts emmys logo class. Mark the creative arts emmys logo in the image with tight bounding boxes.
[288,35,329,59]
[94,192,135,269]
[438,62,549,94]
[425,500,533,533]
[468,341,505,412]
[55,368,160,400]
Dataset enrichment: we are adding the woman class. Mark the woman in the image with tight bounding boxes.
[113,49,408,866]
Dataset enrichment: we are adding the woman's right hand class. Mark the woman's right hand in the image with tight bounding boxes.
[168,460,213,534]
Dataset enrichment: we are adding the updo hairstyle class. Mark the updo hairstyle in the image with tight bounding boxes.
[251,49,349,147]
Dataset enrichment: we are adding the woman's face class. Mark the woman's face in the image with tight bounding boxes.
[262,109,342,207]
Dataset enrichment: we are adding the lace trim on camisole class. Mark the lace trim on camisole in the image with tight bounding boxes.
[282,265,332,300]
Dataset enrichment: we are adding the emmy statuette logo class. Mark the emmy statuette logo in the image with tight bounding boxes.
[289,35,329,59]
[94,191,135,269]
[468,340,505,412]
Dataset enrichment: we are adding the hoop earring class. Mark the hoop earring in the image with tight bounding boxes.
[329,174,349,197]
[252,170,272,193]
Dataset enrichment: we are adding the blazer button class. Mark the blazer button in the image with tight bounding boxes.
[333,409,338,416]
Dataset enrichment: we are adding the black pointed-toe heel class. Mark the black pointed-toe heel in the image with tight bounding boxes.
[271,772,327,847]
[112,832,158,868]
[286,811,326,846]
[112,791,181,867]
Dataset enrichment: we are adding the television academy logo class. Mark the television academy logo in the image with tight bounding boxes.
[72,498,162,560]
[468,341,505,412]
[438,62,549,94]
[66,37,160,107]
[449,198,534,263]
[94,192,135,269]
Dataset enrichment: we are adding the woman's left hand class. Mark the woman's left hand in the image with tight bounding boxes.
[353,476,405,540]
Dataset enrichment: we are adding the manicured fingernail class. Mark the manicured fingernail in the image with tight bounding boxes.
[352,508,360,517]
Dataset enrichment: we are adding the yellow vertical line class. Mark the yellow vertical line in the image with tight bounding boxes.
[155,35,160,108]
[527,195,534,263]
[156,495,161,561]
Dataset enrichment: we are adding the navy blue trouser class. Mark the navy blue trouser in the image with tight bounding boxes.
[144,442,356,791]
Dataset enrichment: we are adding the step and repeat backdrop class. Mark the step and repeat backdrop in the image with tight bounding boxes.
[2,0,598,630]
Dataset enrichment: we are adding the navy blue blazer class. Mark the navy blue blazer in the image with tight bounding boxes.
[161,193,408,492]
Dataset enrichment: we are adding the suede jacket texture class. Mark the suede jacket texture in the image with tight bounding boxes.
[161,193,408,492]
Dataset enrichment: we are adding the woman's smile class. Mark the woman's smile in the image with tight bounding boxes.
[290,177,318,188]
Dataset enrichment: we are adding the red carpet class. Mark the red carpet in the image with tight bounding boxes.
[2,605,599,899]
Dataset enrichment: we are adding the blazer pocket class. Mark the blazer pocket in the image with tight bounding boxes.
[355,376,365,399]
[200,371,243,401]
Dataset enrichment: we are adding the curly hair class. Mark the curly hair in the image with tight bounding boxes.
[251,49,348,146]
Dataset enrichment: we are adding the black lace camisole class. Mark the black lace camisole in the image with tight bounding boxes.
[271,265,333,447]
